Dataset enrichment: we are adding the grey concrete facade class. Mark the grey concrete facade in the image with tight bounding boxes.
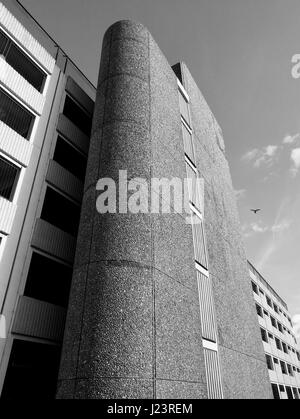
[57,20,272,399]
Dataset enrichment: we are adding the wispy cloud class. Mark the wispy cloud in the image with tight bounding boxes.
[290,148,300,177]
[235,189,246,201]
[242,132,300,177]
[271,219,291,233]
[256,197,292,270]
[283,133,300,144]
[243,219,291,239]
[242,145,279,168]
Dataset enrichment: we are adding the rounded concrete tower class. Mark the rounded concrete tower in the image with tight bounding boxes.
[56,20,207,399]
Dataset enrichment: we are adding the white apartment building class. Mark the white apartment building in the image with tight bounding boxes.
[0,0,95,399]
[249,261,300,399]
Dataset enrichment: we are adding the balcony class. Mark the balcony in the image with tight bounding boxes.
[31,218,76,264]
[12,296,66,342]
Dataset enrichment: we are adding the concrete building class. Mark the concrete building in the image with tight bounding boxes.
[0,0,96,399]
[0,2,274,400]
[249,261,300,399]
[56,20,272,399]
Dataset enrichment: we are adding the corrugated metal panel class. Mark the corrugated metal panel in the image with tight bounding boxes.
[179,90,190,126]
[0,121,33,166]
[198,272,217,342]
[0,196,17,235]
[186,163,201,210]
[12,296,66,342]
[204,348,223,399]
[46,159,83,203]
[0,57,45,115]
[191,213,207,269]
[57,113,89,155]
[0,3,55,74]
[66,76,94,115]
[31,218,76,264]
[182,123,195,163]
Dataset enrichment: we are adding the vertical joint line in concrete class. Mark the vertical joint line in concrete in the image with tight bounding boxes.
[148,32,156,399]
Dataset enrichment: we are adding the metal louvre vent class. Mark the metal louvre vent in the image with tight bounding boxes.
[197,272,217,342]
[204,348,223,399]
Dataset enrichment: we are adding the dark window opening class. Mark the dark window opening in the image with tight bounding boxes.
[63,95,92,136]
[261,328,268,343]
[280,361,287,375]
[275,338,282,351]
[24,252,72,307]
[6,45,46,92]
[53,136,87,181]
[271,384,280,400]
[0,156,20,201]
[0,88,35,139]
[251,282,258,294]
[266,355,273,370]
[1,339,61,400]
[286,386,294,400]
[256,304,263,318]
[41,187,81,236]
[293,388,299,400]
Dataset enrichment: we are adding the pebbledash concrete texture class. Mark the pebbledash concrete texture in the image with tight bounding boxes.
[56,20,273,399]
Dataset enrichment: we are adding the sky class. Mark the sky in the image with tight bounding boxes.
[20,0,300,329]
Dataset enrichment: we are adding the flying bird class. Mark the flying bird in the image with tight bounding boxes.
[250,209,261,214]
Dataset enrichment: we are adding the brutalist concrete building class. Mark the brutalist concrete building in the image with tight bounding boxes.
[0,1,273,400]
[56,21,272,399]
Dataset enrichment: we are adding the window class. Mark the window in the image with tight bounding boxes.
[286,386,293,400]
[282,343,288,354]
[0,88,35,139]
[279,385,285,392]
[266,296,273,308]
[278,323,283,333]
[275,338,282,351]
[261,328,268,343]
[0,28,46,92]
[1,339,61,400]
[63,95,92,136]
[266,355,274,370]
[273,304,279,314]
[287,364,293,377]
[271,316,277,328]
[273,358,279,365]
[263,310,269,317]
[24,252,73,307]
[268,333,273,339]
[41,187,81,236]
[53,136,87,181]
[256,304,263,318]
[251,282,258,294]
[259,288,264,295]
[292,388,299,400]
[271,384,280,400]
[280,361,287,375]
[0,156,20,201]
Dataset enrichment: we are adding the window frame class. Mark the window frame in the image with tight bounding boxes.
[0,153,22,202]
[0,86,36,140]
[0,27,47,93]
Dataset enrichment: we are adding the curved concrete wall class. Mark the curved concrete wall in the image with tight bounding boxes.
[57,21,207,399]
